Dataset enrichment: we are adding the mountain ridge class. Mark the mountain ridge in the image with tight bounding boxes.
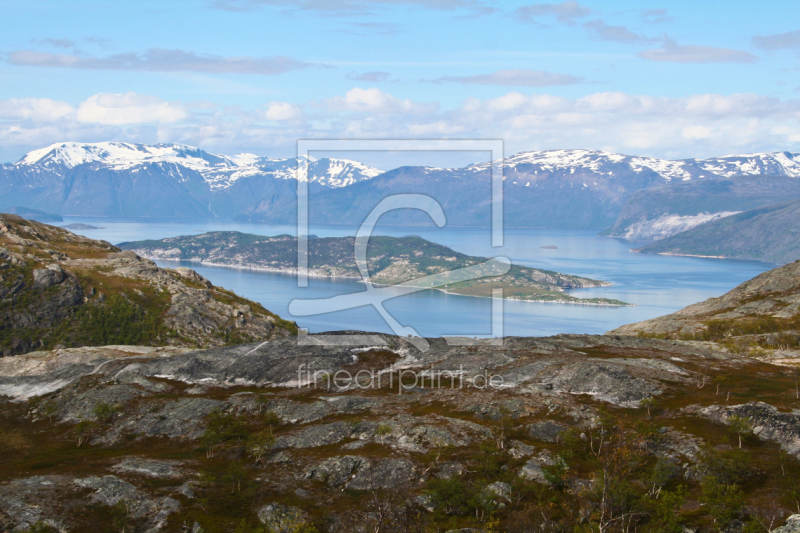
[632,198,800,265]
[6,142,800,227]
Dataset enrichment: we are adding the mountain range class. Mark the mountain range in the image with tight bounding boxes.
[4,142,800,229]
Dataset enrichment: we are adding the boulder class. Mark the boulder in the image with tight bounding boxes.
[773,515,800,533]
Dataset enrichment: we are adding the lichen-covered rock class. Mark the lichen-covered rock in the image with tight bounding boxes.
[346,458,416,490]
[112,457,190,479]
[539,361,661,407]
[301,456,365,487]
[527,420,568,443]
[773,514,800,533]
[484,481,512,502]
[519,453,556,484]
[700,402,800,457]
[435,462,465,480]
[257,503,310,533]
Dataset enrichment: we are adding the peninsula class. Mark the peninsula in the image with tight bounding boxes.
[120,232,630,306]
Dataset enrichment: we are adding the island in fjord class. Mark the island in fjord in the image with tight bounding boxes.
[120,232,630,306]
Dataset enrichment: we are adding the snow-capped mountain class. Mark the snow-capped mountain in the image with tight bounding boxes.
[471,149,800,181]
[4,143,800,225]
[15,142,383,190]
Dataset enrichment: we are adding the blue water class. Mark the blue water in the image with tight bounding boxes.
[59,217,772,338]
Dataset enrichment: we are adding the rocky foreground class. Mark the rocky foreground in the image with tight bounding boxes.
[2,216,800,532]
[2,331,800,532]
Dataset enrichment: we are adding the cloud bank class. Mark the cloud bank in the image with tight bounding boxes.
[2,88,800,163]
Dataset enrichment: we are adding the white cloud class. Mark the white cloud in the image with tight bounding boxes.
[265,101,302,121]
[320,87,437,114]
[76,93,188,125]
[0,98,75,122]
[3,89,800,163]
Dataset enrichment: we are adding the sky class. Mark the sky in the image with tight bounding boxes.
[1,0,800,165]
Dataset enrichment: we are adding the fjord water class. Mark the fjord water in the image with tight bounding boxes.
[61,217,771,337]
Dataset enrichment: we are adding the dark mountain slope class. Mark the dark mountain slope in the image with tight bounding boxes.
[605,176,800,241]
[634,199,800,264]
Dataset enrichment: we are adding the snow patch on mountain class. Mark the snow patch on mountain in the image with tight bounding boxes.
[472,149,800,181]
[16,142,383,190]
[620,211,741,241]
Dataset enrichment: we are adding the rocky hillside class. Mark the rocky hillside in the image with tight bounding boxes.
[0,215,296,357]
[609,260,800,356]
[633,199,800,265]
[2,333,800,531]
[604,176,800,241]
[120,231,629,305]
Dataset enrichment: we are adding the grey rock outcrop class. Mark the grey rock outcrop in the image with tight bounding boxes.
[346,458,416,490]
[700,402,800,457]
[527,420,568,442]
[301,456,366,487]
[773,514,800,533]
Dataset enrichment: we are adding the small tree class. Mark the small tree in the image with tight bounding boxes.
[201,409,248,458]
[375,423,392,445]
[714,376,727,396]
[727,415,753,449]
[640,397,656,418]
[700,476,744,529]
[75,419,94,447]
[248,429,275,464]
[93,401,121,423]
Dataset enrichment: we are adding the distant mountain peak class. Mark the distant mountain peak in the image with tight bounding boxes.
[470,148,800,181]
[15,141,384,190]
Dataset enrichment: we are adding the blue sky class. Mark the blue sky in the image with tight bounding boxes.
[1,0,799,164]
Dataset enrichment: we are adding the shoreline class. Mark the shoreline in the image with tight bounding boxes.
[145,255,631,307]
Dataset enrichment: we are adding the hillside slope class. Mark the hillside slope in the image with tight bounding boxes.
[604,176,800,241]
[633,199,800,264]
[609,259,800,355]
[0,215,296,356]
[120,231,629,305]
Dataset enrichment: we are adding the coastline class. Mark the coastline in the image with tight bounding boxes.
[144,255,631,307]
